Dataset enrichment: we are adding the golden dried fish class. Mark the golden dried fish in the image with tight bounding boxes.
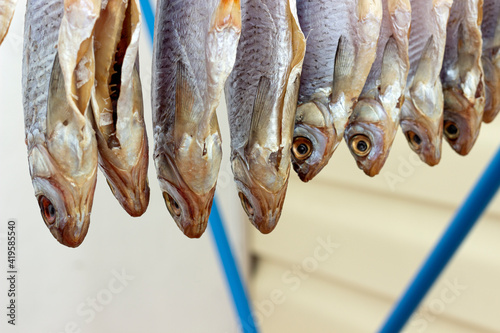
[291,0,382,182]
[0,0,16,45]
[345,0,411,177]
[90,0,149,217]
[441,0,485,155]
[400,0,452,166]
[152,0,241,237]
[481,0,500,123]
[225,0,305,233]
[23,0,100,247]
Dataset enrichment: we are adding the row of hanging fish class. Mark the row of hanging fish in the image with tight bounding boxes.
[3,0,498,246]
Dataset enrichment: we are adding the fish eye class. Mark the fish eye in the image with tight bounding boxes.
[292,137,313,160]
[38,195,56,225]
[444,121,459,140]
[238,192,254,217]
[406,131,422,149]
[350,134,371,157]
[163,192,181,217]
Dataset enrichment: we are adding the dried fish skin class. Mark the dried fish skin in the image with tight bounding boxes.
[91,0,149,217]
[23,0,100,247]
[225,0,305,233]
[400,0,452,166]
[480,0,500,123]
[291,0,382,182]
[152,0,241,238]
[441,0,485,156]
[345,0,411,177]
[0,0,16,45]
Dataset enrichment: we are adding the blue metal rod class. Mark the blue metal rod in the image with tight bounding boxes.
[379,146,500,333]
[139,1,258,332]
[209,197,259,333]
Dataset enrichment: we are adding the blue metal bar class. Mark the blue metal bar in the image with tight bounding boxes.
[209,197,259,333]
[139,1,258,332]
[379,146,500,333]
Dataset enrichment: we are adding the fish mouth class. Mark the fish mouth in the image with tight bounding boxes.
[400,119,442,166]
[442,87,483,156]
[232,154,288,233]
[291,102,336,182]
[156,152,215,238]
[345,125,386,177]
[34,175,97,248]
[98,135,150,217]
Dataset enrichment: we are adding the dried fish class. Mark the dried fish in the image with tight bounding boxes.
[91,0,149,217]
[152,0,241,237]
[23,0,100,247]
[225,0,305,233]
[400,0,452,166]
[0,0,16,45]
[345,0,411,177]
[441,0,485,155]
[481,0,500,123]
[291,0,382,182]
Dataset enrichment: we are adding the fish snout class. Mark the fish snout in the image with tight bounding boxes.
[238,182,288,234]
[50,213,91,248]
[291,122,336,182]
[443,88,483,156]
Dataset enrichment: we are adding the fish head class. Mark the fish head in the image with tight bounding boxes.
[29,143,97,248]
[232,145,289,234]
[344,99,392,177]
[442,83,484,156]
[401,79,444,166]
[155,133,221,238]
[481,54,500,123]
[291,101,335,182]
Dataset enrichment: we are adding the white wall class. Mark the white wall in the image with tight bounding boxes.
[0,1,248,332]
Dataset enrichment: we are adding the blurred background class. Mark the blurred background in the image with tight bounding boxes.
[1,0,499,332]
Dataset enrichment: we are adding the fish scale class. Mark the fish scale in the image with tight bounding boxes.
[297,0,351,103]
[22,0,63,143]
[227,0,291,150]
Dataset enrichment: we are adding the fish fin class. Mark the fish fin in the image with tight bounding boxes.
[246,76,274,150]
[213,0,241,31]
[48,52,82,132]
[413,35,437,87]
[174,61,197,140]
[332,36,355,92]
[379,36,402,96]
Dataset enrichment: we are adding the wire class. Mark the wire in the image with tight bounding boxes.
[138,0,258,331]
[379,146,500,333]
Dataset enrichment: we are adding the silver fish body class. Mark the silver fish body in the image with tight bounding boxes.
[152,0,241,238]
[441,0,485,155]
[400,0,452,166]
[344,0,411,177]
[481,0,500,123]
[0,0,16,45]
[91,0,149,217]
[292,0,382,182]
[23,0,99,247]
[225,0,305,233]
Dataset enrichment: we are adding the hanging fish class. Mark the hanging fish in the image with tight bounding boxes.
[480,0,500,123]
[90,0,149,217]
[23,0,100,247]
[344,0,411,177]
[400,0,452,166]
[291,0,382,182]
[0,0,16,45]
[152,0,241,238]
[441,0,485,155]
[225,0,305,233]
